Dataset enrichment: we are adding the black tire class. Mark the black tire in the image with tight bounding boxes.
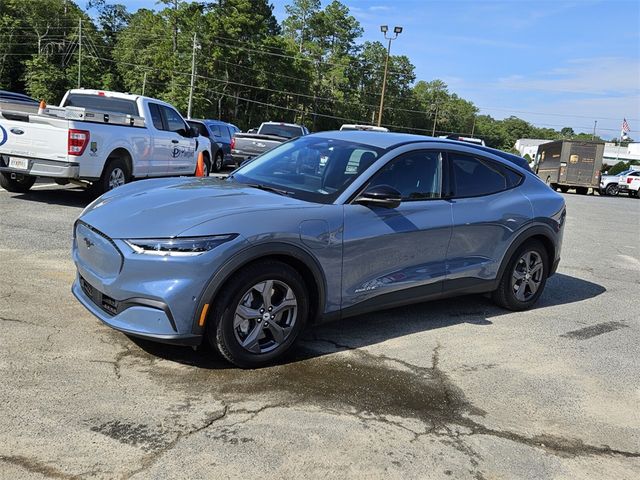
[212,152,224,173]
[90,158,130,196]
[559,186,569,193]
[0,172,36,193]
[202,153,211,176]
[207,260,309,368]
[604,183,619,196]
[492,240,549,311]
[575,187,588,195]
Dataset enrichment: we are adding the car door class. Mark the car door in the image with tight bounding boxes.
[147,102,171,176]
[445,150,530,288]
[160,105,196,175]
[341,149,452,311]
[219,125,232,161]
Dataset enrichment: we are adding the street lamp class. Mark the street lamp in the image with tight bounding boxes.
[377,25,402,127]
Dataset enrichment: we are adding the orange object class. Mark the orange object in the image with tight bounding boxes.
[198,304,210,327]
[38,100,46,114]
[195,151,205,177]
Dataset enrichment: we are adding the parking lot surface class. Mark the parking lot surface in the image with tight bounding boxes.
[1,183,639,479]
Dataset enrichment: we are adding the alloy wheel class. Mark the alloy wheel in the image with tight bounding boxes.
[233,280,298,354]
[511,251,544,302]
[108,167,126,190]
[216,155,223,171]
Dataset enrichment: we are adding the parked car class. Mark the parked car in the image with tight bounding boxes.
[439,135,486,146]
[72,131,565,368]
[0,90,39,107]
[340,124,389,132]
[187,119,239,172]
[599,169,634,196]
[0,89,210,194]
[230,121,309,166]
[617,170,640,197]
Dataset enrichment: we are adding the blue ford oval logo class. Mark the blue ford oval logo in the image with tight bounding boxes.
[10,128,24,135]
[0,125,6,146]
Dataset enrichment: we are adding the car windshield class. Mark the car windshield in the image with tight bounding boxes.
[259,124,303,139]
[229,136,385,204]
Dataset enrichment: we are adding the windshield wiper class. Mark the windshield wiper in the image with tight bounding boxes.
[245,183,293,196]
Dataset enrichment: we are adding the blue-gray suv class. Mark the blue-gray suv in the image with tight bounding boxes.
[72,131,565,368]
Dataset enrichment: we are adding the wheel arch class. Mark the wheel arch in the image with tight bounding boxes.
[191,242,327,336]
[496,225,558,284]
[104,147,133,177]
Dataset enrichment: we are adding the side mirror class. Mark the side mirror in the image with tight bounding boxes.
[354,184,402,209]
[188,126,199,138]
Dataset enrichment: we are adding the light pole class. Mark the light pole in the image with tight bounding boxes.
[377,25,402,127]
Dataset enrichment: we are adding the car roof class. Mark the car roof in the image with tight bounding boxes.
[310,131,532,171]
[0,90,38,103]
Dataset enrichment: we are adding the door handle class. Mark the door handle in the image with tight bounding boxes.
[171,139,179,144]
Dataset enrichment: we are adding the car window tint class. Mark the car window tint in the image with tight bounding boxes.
[450,153,508,197]
[219,126,231,141]
[346,149,379,174]
[160,106,186,134]
[369,151,442,200]
[188,121,208,137]
[64,94,139,116]
[148,103,164,130]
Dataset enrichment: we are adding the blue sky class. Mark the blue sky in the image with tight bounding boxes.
[84,0,640,138]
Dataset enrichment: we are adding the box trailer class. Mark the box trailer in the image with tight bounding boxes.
[535,140,604,194]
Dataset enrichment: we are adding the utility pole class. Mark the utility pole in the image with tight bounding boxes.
[377,25,402,127]
[187,33,198,119]
[77,18,82,88]
[142,71,147,96]
[592,120,597,140]
[431,103,439,136]
[471,116,476,137]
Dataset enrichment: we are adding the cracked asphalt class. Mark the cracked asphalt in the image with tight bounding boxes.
[1,183,639,479]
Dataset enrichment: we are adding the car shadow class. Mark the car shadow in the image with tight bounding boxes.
[14,187,95,208]
[130,272,606,370]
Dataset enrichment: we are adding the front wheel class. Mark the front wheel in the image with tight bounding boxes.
[575,187,588,195]
[0,172,36,193]
[208,260,309,368]
[559,186,569,193]
[492,240,549,311]
[604,183,619,196]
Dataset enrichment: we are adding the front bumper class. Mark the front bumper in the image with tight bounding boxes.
[72,221,247,344]
[0,155,79,178]
[72,277,202,345]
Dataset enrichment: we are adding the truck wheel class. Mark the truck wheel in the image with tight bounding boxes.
[213,152,223,173]
[559,186,569,193]
[91,158,130,196]
[576,187,588,195]
[0,172,36,193]
[604,183,619,196]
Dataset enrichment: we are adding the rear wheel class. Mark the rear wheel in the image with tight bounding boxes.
[492,240,549,311]
[213,152,224,173]
[576,187,588,195]
[0,172,36,193]
[90,158,130,196]
[559,186,569,193]
[207,260,309,368]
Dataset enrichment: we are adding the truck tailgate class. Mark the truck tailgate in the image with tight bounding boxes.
[0,112,70,163]
[233,134,283,157]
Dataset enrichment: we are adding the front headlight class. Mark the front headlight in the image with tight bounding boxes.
[125,234,237,257]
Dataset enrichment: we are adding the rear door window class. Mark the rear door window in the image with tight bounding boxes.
[449,153,515,197]
[148,103,165,130]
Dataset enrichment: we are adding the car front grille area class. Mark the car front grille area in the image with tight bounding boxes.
[80,275,119,316]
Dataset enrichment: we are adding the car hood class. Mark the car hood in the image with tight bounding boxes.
[80,177,312,238]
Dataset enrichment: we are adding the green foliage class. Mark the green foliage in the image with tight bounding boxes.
[608,162,631,175]
[0,0,601,154]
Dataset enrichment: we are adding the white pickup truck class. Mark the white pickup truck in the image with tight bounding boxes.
[617,170,640,198]
[0,89,211,194]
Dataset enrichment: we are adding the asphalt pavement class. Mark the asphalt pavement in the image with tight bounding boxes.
[0,182,639,479]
